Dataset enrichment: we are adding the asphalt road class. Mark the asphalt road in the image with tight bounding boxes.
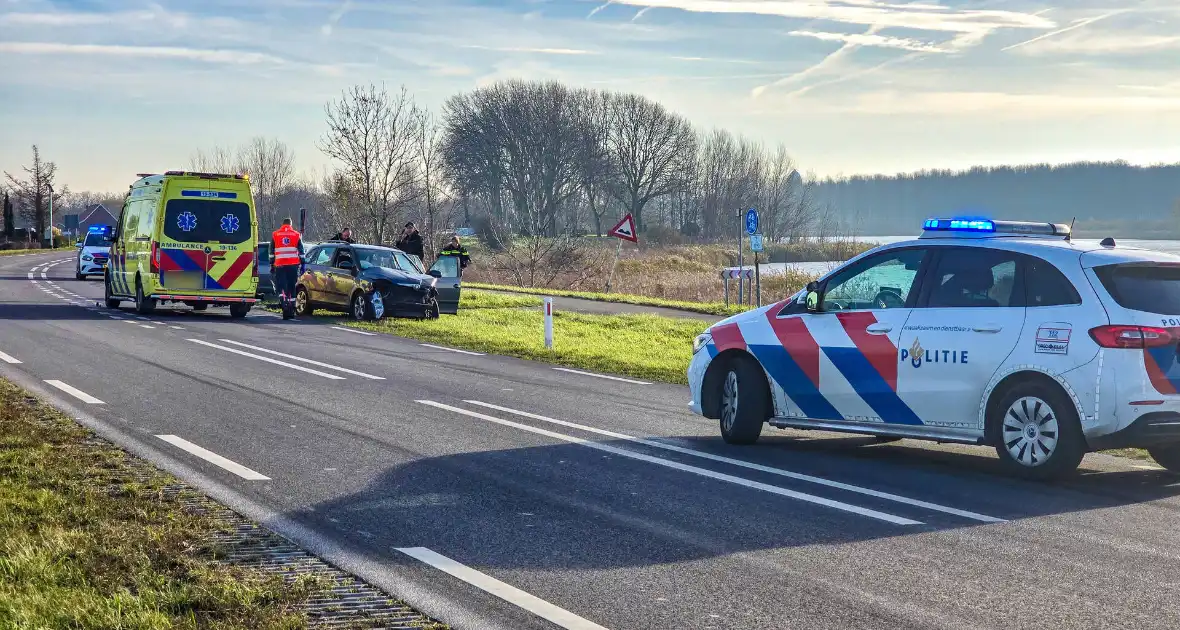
[3,250,1180,630]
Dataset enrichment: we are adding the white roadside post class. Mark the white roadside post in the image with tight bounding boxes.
[543,297,554,350]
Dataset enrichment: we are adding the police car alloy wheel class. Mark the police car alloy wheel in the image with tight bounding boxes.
[990,382,1084,480]
[717,356,769,445]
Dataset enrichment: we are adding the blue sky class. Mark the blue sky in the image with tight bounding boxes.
[3,0,1180,192]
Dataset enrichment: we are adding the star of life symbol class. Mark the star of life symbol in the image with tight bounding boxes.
[221,214,240,234]
[177,211,197,232]
[282,236,291,245]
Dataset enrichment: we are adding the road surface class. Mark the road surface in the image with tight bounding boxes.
[3,251,1180,630]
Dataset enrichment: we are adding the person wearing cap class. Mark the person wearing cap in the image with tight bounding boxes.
[396,221,424,260]
[438,235,470,269]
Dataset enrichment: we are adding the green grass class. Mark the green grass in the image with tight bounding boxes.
[465,282,750,317]
[0,246,76,257]
[348,307,702,384]
[0,378,324,629]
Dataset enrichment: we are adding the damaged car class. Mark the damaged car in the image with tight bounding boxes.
[295,242,457,321]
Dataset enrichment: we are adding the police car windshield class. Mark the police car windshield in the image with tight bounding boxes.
[83,232,109,247]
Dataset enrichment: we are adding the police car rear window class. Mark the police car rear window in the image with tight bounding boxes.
[1094,264,1180,315]
[163,199,251,245]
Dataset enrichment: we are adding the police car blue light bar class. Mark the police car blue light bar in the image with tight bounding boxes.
[921,218,1070,239]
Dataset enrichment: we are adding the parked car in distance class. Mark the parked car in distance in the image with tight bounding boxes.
[256,241,274,299]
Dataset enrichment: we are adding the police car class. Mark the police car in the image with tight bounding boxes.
[75,225,113,280]
[689,218,1180,479]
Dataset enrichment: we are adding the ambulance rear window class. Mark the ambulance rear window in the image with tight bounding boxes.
[163,199,251,245]
[1094,264,1180,315]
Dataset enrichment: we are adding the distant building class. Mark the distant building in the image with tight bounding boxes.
[78,204,118,232]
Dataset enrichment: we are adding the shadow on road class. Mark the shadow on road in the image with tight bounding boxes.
[284,430,1180,572]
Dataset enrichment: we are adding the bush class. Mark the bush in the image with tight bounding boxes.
[643,225,685,246]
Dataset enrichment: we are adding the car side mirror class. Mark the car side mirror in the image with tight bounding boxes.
[429,269,442,278]
[75,242,83,249]
[805,281,821,312]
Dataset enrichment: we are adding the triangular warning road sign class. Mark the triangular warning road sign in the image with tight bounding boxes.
[608,214,638,242]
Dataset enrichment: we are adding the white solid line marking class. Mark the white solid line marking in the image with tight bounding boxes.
[152,321,166,325]
[44,380,105,404]
[188,339,346,379]
[552,367,651,385]
[123,320,137,324]
[0,350,21,364]
[140,325,155,329]
[395,547,608,630]
[170,326,184,330]
[466,401,1004,523]
[134,316,149,321]
[330,326,376,336]
[421,343,485,356]
[217,339,385,380]
[155,435,270,480]
[419,401,919,525]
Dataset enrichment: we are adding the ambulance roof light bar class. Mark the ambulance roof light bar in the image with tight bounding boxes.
[920,217,1071,239]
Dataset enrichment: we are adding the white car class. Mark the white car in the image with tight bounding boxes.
[75,226,112,280]
[688,218,1180,479]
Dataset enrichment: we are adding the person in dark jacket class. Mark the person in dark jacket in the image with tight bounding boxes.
[439,235,470,269]
[331,227,355,243]
[395,222,424,259]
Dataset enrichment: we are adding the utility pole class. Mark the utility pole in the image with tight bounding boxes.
[47,183,54,248]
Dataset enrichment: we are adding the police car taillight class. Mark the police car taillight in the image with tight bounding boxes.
[1089,325,1174,349]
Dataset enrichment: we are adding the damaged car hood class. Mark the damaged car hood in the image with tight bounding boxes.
[357,266,434,287]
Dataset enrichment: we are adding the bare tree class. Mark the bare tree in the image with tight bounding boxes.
[574,90,616,236]
[5,146,68,244]
[189,145,238,174]
[238,137,296,231]
[319,83,423,244]
[605,93,697,233]
[416,109,451,261]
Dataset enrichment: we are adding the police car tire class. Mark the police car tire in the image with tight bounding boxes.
[76,272,85,281]
[134,277,156,315]
[718,355,770,445]
[1146,445,1180,473]
[990,381,1084,480]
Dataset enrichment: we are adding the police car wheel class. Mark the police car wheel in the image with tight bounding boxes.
[718,356,769,445]
[991,382,1084,480]
[1146,445,1180,473]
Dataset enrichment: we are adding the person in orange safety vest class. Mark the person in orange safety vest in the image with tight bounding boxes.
[271,218,305,317]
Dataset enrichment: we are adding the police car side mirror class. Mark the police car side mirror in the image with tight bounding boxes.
[75,242,83,249]
[805,281,821,312]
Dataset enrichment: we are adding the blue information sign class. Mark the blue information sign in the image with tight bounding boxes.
[745,208,758,235]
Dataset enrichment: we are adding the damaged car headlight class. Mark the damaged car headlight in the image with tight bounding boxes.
[693,332,712,355]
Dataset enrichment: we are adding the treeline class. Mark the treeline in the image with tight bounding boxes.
[816,161,1180,236]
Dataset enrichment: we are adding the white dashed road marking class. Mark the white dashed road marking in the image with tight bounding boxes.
[0,350,22,364]
[216,339,385,380]
[551,367,651,385]
[329,326,376,336]
[420,343,484,356]
[395,547,609,630]
[187,339,346,380]
[44,380,105,404]
[155,435,270,480]
[418,400,921,526]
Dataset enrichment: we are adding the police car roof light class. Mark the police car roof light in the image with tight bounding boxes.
[920,217,1070,239]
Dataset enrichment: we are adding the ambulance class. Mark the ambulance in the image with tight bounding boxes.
[689,218,1180,479]
[105,171,259,317]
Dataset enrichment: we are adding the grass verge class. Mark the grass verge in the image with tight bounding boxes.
[0,246,76,257]
[465,282,750,317]
[0,378,323,629]
[348,307,701,384]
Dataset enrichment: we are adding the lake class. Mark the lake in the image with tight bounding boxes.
[747,236,1180,277]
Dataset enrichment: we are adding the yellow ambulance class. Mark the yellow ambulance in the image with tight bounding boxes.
[105,171,259,317]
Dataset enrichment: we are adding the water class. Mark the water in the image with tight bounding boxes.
[747,236,1180,277]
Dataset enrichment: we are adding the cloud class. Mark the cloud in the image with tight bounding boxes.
[831,90,1180,116]
[460,44,598,55]
[0,42,286,65]
[788,30,949,53]
[321,0,353,36]
[601,0,1056,34]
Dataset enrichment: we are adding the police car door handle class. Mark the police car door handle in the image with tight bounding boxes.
[973,324,1002,333]
[866,323,892,334]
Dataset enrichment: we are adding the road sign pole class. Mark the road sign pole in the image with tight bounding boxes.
[543,297,554,350]
[737,209,743,304]
[755,250,761,307]
[605,238,622,293]
[48,189,54,248]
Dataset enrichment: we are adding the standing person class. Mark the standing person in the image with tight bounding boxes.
[271,218,305,320]
[438,235,470,270]
[396,222,424,260]
[331,226,355,243]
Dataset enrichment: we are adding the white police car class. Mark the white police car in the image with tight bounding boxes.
[75,225,112,280]
[689,218,1180,479]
